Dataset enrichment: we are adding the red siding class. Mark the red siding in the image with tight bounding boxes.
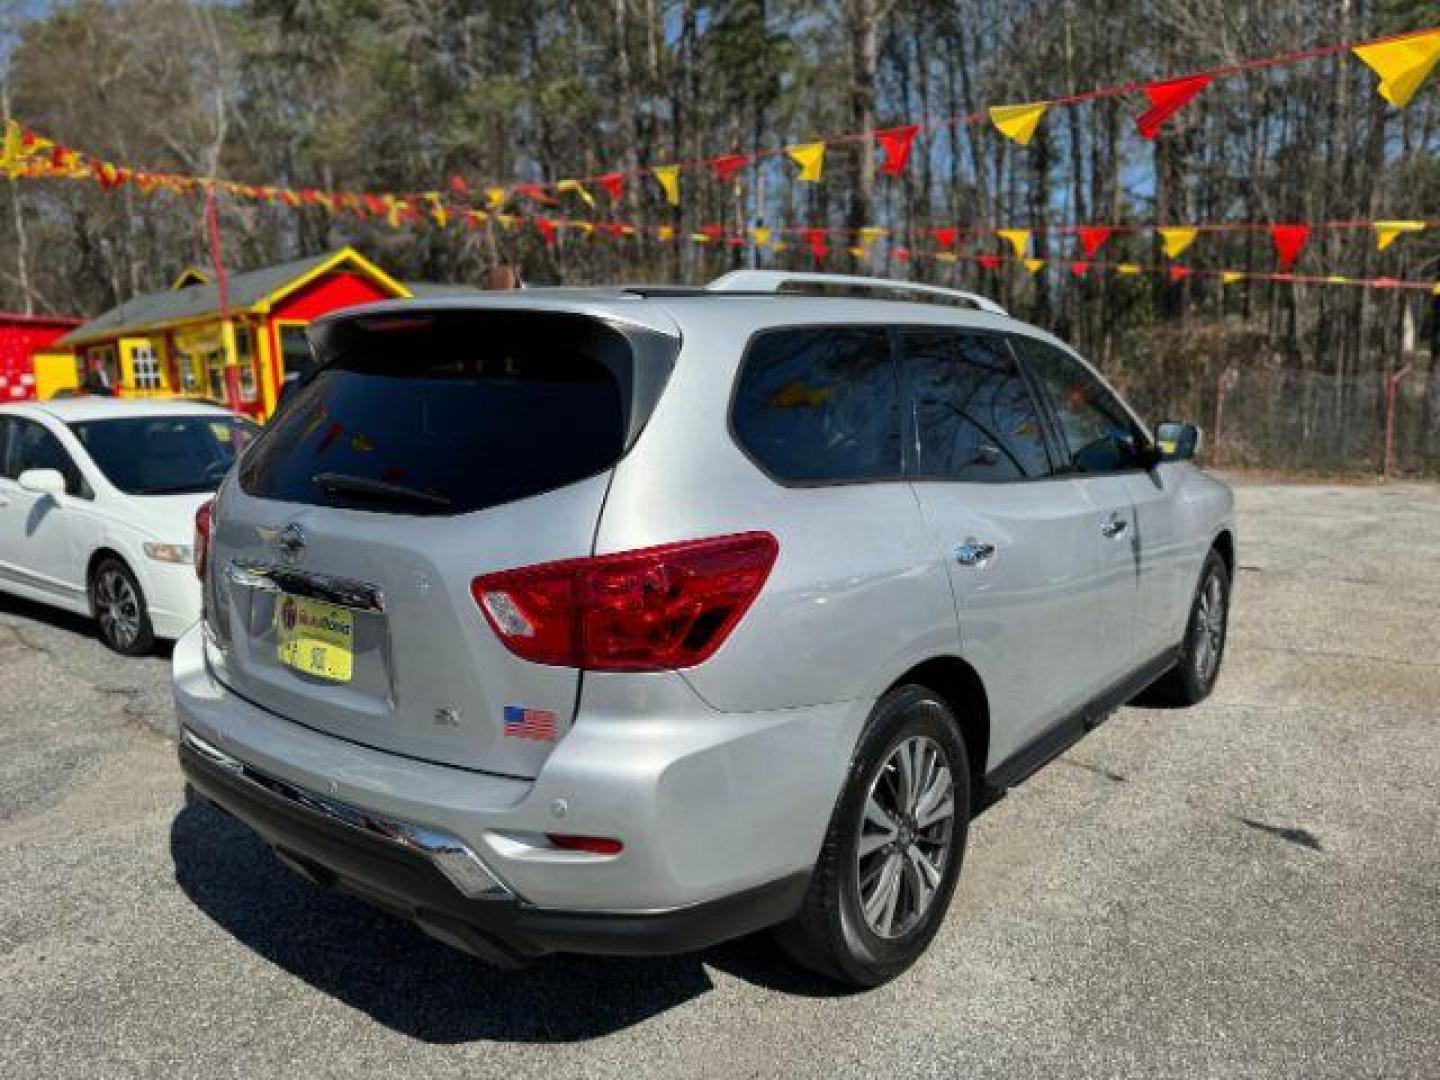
[270,271,395,322]
[0,314,81,402]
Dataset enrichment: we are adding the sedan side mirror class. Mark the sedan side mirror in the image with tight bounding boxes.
[17,468,68,496]
[1154,422,1203,462]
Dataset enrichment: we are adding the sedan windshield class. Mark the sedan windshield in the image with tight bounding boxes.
[69,415,260,495]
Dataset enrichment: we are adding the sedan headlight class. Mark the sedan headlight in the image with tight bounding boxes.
[143,542,194,565]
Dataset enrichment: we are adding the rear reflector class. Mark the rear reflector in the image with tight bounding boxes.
[546,834,624,856]
[472,531,778,671]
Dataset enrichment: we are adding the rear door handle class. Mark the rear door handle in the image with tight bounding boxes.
[1100,516,1129,539]
[954,540,997,568]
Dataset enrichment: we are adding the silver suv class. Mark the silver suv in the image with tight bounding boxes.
[175,271,1234,987]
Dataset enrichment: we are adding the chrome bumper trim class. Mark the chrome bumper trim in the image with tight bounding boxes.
[180,727,513,900]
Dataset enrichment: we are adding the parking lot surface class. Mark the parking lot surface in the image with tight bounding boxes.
[1,480,1437,1079]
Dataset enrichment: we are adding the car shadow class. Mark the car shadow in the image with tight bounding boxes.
[170,797,846,1044]
[0,589,176,660]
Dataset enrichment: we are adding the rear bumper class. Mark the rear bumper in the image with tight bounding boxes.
[179,730,808,962]
[172,623,858,941]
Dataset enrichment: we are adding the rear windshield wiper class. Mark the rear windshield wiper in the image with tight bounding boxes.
[312,471,453,510]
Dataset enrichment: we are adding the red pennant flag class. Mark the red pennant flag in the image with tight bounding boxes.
[1135,74,1212,140]
[1372,277,1400,289]
[363,195,386,216]
[1169,265,1191,282]
[726,236,746,248]
[1070,260,1093,277]
[708,154,749,183]
[699,223,726,242]
[1270,224,1310,270]
[449,174,469,196]
[597,172,625,201]
[933,227,959,249]
[1076,227,1113,258]
[513,183,558,206]
[895,247,911,262]
[807,228,829,261]
[599,222,626,238]
[536,218,558,246]
[876,125,921,177]
[976,254,1003,271]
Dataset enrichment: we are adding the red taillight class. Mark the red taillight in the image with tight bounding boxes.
[546,834,624,856]
[194,500,214,582]
[471,532,778,671]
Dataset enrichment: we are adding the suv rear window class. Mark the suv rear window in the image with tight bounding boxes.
[731,326,899,483]
[239,311,636,515]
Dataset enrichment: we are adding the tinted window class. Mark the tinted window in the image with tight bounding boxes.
[0,416,14,479]
[902,331,1051,481]
[1016,337,1147,473]
[70,416,260,495]
[240,312,633,515]
[732,327,899,482]
[10,418,87,496]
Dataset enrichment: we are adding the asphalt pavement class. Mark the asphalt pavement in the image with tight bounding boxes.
[1,480,1437,1079]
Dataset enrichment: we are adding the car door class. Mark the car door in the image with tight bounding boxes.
[899,327,1114,765]
[1013,334,1162,680]
[0,416,93,605]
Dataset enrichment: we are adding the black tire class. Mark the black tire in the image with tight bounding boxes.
[1146,548,1230,706]
[90,556,156,656]
[777,684,971,988]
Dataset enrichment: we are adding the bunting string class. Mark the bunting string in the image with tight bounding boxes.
[2,26,1438,218]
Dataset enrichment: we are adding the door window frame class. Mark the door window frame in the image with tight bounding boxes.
[896,326,1057,485]
[1007,332,1155,478]
[7,416,93,500]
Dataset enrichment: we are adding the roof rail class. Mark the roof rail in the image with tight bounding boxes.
[705,270,1007,316]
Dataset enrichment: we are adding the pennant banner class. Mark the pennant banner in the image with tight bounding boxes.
[1374,220,1425,250]
[1270,224,1311,270]
[651,165,680,206]
[876,125,921,176]
[989,102,1048,146]
[1135,75,1212,139]
[1159,227,1199,259]
[1353,31,1440,107]
[787,142,827,182]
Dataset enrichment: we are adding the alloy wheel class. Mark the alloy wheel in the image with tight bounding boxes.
[855,734,955,939]
[1192,569,1226,683]
[96,569,141,651]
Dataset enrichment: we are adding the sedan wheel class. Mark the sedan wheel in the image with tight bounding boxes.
[92,558,155,656]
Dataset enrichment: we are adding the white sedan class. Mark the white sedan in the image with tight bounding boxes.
[0,397,259,654]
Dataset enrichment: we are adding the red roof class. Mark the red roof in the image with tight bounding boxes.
[0,312,83,330]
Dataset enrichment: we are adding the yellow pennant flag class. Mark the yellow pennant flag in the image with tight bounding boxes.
[690,232,712,244]
[557,179,595,208]
[657,225,675,242]
[1116,263,1142,276]
[988,102,1048,147]
[652,165,681,205]
[485,187,507,208]
[382,195,402,229]
[751,227,772,247]
[1373,220,1426,250]
[1326,275,1352,285]
[786,142,827,182]
[934,252,957,263]
[1024,258,1046,275]
[772,240,790,253]
[997,228,1032,257]
[1158,227,1198,259]
[426,194,449,228]
[1,120,23,178]
[847,245,867,258]
[858,227,887,246]
[1354,31,1440,108]
[1221,271,1246,285]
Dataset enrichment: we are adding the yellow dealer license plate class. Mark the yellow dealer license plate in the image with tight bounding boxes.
[276,594,354,683]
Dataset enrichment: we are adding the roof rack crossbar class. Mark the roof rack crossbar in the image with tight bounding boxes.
[704,270,1007,315]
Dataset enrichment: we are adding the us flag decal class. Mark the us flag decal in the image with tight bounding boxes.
[503,705,558,742]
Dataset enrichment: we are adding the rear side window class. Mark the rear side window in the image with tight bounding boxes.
[239,312,635,515]
[901,330,1051,481]
[731,326,899,483]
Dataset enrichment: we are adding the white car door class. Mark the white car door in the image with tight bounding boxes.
[0,415,94,607]
[899,328,1118,766]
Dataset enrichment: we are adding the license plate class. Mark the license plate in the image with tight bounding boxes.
[276,594,354,683]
